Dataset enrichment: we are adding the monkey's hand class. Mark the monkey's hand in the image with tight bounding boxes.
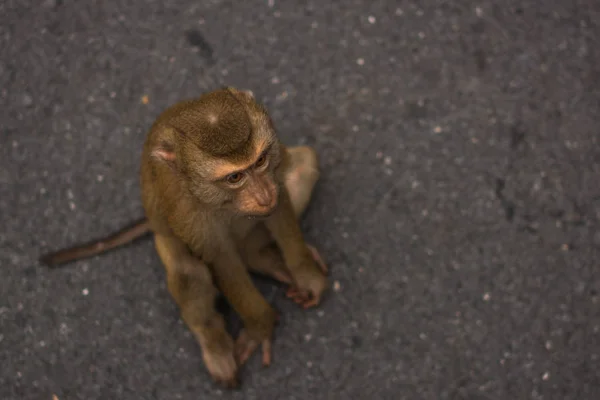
[235,306,278,367]
[286,245,329,309]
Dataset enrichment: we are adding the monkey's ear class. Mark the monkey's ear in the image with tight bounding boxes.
[225,86,255,100]
[151,143,176,163]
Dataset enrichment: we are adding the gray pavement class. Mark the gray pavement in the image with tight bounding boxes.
[2,1,600,399]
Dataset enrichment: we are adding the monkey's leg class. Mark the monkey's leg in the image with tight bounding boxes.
[284,145,320,217]
[154,234,239,388]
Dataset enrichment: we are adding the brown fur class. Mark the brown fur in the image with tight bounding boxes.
[39,87,329,388]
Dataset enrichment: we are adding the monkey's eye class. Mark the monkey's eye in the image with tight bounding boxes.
[255,153,268,168]
[226,172,243,184]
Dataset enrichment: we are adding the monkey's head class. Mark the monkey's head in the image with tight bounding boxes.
[152,87,284,217]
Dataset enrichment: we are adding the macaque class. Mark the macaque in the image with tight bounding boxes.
[39,87,329,388]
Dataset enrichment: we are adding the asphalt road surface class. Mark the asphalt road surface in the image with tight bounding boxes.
[2,1,600,399]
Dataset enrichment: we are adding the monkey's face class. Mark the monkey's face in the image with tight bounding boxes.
[219,143,281,217]
[182,136,283,217]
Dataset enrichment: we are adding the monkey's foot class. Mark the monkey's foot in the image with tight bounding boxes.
[202,348,239,388]
[235,330,273,367]
[285,244,329,309]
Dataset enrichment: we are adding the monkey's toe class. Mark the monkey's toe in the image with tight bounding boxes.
[234,330,273,367]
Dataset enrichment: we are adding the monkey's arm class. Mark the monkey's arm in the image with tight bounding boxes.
[265,187,328,308]
[210,243,277,366]
[266,188,312,262]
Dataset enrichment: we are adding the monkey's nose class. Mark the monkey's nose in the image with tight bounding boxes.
[254,192,273,207]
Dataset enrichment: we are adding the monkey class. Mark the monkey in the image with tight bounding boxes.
[39,87,329,388]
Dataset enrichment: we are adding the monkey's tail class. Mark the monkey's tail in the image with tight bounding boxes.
[39,218,152,267]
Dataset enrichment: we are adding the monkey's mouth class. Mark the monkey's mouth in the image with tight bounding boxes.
[245,201,279,219]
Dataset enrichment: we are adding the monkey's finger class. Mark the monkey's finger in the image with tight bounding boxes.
[300,289,323,309]
[261,339,272,367]
[234,332,250,361]
[235,332,259,366]
[237,345,256,366]
[294,294,312,306]
[300,291,321,309]
[302,297,320,309]
[307,245,328,275]
[286,288,309,302]
[287,286,308,295]
[238,347,255,366]
[286,287,303,297]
